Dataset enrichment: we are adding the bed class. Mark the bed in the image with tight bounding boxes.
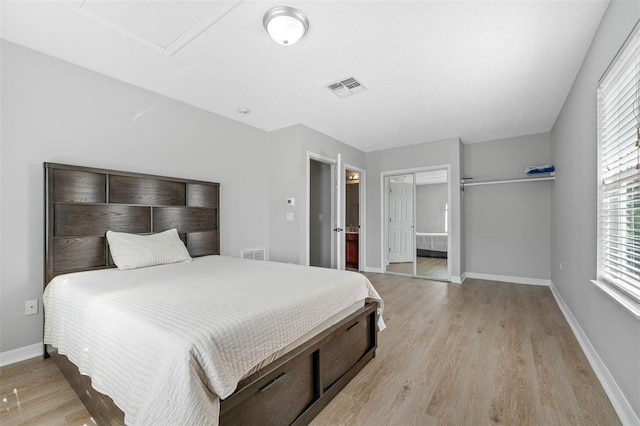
[416,232,448,259]
[43,163,383,426]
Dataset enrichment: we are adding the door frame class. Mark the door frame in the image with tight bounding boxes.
[343,163,366,271]
[306,151,340,268]
[381,164,452,280]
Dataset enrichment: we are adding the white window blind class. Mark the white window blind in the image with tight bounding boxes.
[597,21,640,304]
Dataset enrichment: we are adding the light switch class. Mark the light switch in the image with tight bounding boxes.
[286,212,294,222]
[318,213,323,221]
[287,198,295,206]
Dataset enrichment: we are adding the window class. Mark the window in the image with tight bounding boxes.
[597,21,640,305]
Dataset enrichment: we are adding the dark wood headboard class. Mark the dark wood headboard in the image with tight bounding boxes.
[44,163,220,285]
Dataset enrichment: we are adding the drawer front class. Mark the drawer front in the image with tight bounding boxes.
[220,352,315,426]
[320,313,371,390]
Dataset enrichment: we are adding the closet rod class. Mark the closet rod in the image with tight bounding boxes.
[461,175,555,188]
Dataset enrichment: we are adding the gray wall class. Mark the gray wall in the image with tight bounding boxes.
[365,137,463,279]
[550,0,640,420]
[0,41,271,353]
[416,183,447,233]
[0,41,369,355]
[463,132,551,279]
[267,124,366,266]
[0,41,368,354]
[309,160,332,268]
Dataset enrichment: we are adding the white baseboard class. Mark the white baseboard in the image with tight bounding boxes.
[464,272,550,287]
[549,281,640,426]
[364,266,383,273]
[0,342,43,367]
[450,274,465,284]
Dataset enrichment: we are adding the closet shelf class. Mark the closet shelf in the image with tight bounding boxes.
[461,172,555,188]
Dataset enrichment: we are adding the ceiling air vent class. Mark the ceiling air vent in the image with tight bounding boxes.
[327,76,367,98]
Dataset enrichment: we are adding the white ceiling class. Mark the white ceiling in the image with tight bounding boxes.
[0,0,608,152]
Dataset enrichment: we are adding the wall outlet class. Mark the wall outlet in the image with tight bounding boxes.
[25,299,38,316]
[559,262,563,271]
[286,212,294,222]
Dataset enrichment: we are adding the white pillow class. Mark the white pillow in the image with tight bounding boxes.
[106,228,192,270]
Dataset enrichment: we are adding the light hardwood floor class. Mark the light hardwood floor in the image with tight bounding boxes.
[1,274,619,425]
[312,274,620,425]
[386,257,448,280]
[0,354,94,425]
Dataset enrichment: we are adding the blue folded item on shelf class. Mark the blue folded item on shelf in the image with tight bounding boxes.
[525,164,555,175]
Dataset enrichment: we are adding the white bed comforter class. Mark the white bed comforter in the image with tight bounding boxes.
[43,256,383,426]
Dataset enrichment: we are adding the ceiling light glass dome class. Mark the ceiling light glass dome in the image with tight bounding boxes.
[263,6,309,46]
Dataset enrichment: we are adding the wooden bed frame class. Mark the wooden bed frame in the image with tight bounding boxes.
[44,162,379,426]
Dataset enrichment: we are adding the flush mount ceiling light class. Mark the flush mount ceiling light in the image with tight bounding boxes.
[263,6,309,46]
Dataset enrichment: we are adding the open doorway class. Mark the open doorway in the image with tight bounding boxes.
[307,152,346,269]
[309,158,334,268]
[345,168,361,270]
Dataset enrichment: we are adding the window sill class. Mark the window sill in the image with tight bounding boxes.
[590,280,640,319]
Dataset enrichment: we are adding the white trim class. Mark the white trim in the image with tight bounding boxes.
[450,274,465,284]
[334,154,342,269]
[0,342,43,367]
[549,281,640,426]
[445,166,452,281]
[380,172,386,274]
[465,272,550,287]
[590,280,640,319]
[364,266,383,273]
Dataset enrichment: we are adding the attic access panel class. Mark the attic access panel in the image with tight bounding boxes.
[73,0,242,55]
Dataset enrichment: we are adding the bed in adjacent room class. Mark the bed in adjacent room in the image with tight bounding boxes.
[416,232,448,259]
[43,163,383,426]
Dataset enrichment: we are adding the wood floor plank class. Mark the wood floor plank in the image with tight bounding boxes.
[0,274,620,426]
[311,274,620,426]
[0,356,92,426]
[386,257,448,280]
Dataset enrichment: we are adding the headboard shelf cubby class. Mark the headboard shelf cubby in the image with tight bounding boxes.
[45,163,220,285]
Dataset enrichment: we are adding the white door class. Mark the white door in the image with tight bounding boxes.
[388,180,414,263]
[334,153,343,269]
